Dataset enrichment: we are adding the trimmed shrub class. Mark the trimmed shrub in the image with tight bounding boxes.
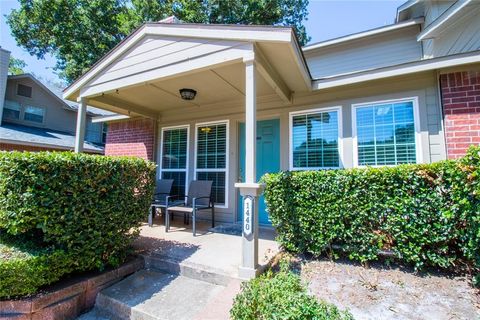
[0,234,74,298]
[263,146,480,280]
[231,262,353,320]
[0,152,156,298]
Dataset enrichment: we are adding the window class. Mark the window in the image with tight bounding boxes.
[17,84,32,98]
[23,106,44,123]
[353,98,419,166]
[86,120,102,143]
[290,107,341,170]
[2,100,21,120]
[102,123,108,144]
[195,121,228,207]
[161,126,189,196]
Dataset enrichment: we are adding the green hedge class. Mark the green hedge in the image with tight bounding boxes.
[263,146,480,282]
[231,261,353,320]
[0,235,75,298]
[0,152,156,298]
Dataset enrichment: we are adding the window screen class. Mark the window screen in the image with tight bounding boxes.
[356,100,416,166]
[292,110,340,169]
[17,84,32,98]
[24,106,44,123]
[2,100,21,120]
[196,123,227,205]
[161,127,188,196]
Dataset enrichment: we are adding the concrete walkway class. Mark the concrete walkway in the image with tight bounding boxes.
[78,218,279,319]
[134,217,279,281]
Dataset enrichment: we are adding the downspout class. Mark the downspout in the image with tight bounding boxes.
[436,69,448,160]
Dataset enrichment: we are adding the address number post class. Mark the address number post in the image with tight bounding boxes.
[243,196,254,237]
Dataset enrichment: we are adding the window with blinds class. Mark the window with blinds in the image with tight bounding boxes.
[24,105,44,123]
[291,109,340,169]
[161,126,189,196]
[2,100,21,120]
[196,122,228,206]
[355,100,417,166]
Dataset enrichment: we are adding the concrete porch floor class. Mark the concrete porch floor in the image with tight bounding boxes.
[133,215,280,281]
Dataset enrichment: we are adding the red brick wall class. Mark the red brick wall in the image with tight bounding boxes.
[104,118,156,161]
[440,71,480,159]
[0,143,100,154]
[0,143,57,152]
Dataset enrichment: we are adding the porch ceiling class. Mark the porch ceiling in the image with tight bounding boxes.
[87,61,278,118]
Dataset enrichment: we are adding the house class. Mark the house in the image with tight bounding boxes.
[0,48,109,153]
[64,1,480,276]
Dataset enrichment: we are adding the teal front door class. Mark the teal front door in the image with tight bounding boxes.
[238,119,280,225]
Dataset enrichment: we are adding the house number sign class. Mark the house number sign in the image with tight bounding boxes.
[243,196,254,237]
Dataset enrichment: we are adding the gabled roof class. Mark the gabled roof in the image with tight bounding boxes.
[63,22,310,101]
[0,122,103,153]
[303,18,423,52]
[8,73,114,117]
[417,0,478,41]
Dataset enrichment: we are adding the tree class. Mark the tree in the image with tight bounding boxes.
[8,56,27,75]
[7,0,309,84]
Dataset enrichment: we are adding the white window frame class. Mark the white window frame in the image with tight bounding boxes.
[194,120,230,209]
[352,96,423,167]
[159,124,190,196]
[23,105,46,124]
[289,106,343,170]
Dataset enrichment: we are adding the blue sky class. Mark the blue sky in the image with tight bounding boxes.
[0,0,404,85]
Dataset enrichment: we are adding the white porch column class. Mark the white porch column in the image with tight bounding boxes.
[235,52,264,279]
[74,97,87,153]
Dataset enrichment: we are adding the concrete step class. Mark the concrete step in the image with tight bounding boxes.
[143,253,236,286]
[90,269,226,320]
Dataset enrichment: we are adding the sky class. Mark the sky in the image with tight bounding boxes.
[0,0,405,85]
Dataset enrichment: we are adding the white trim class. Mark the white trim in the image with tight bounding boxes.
[92,114,130,123]
[417,0,472,41]
[289,106,343,171]
[159,124,190,196]
[194,120,230,209]
[351,96,423,168]
[303,18,423,52]
[312,50,480,90]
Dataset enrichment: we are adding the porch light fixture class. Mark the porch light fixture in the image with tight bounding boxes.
[179,88,197,100]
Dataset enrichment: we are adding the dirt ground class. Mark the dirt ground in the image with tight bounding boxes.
[298,257,479,320]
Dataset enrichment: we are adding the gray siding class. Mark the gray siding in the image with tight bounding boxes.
[422,0,480,58]
[154,71,446,223]
[88,35,245,86]
[3,77,98,141]
[304,26,422,79]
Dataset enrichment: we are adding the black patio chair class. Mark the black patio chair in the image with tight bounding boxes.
[148,179,174,227]
[166,180,215,236]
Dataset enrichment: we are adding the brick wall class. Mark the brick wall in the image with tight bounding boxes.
[440,71,480,159]
[0,143,100,154]
[0,143,57,152]
[104,118,156,161]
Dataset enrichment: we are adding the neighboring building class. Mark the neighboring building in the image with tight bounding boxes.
[0,48,111,153]
[65,0,480,226]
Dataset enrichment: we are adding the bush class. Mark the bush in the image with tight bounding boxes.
[0,234,74,298]
[263,146,480,279]
[231,262,353,320]
[0,152,156,298]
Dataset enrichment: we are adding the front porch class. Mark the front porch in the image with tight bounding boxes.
[65,22,309,278]
[135,217,279,283]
